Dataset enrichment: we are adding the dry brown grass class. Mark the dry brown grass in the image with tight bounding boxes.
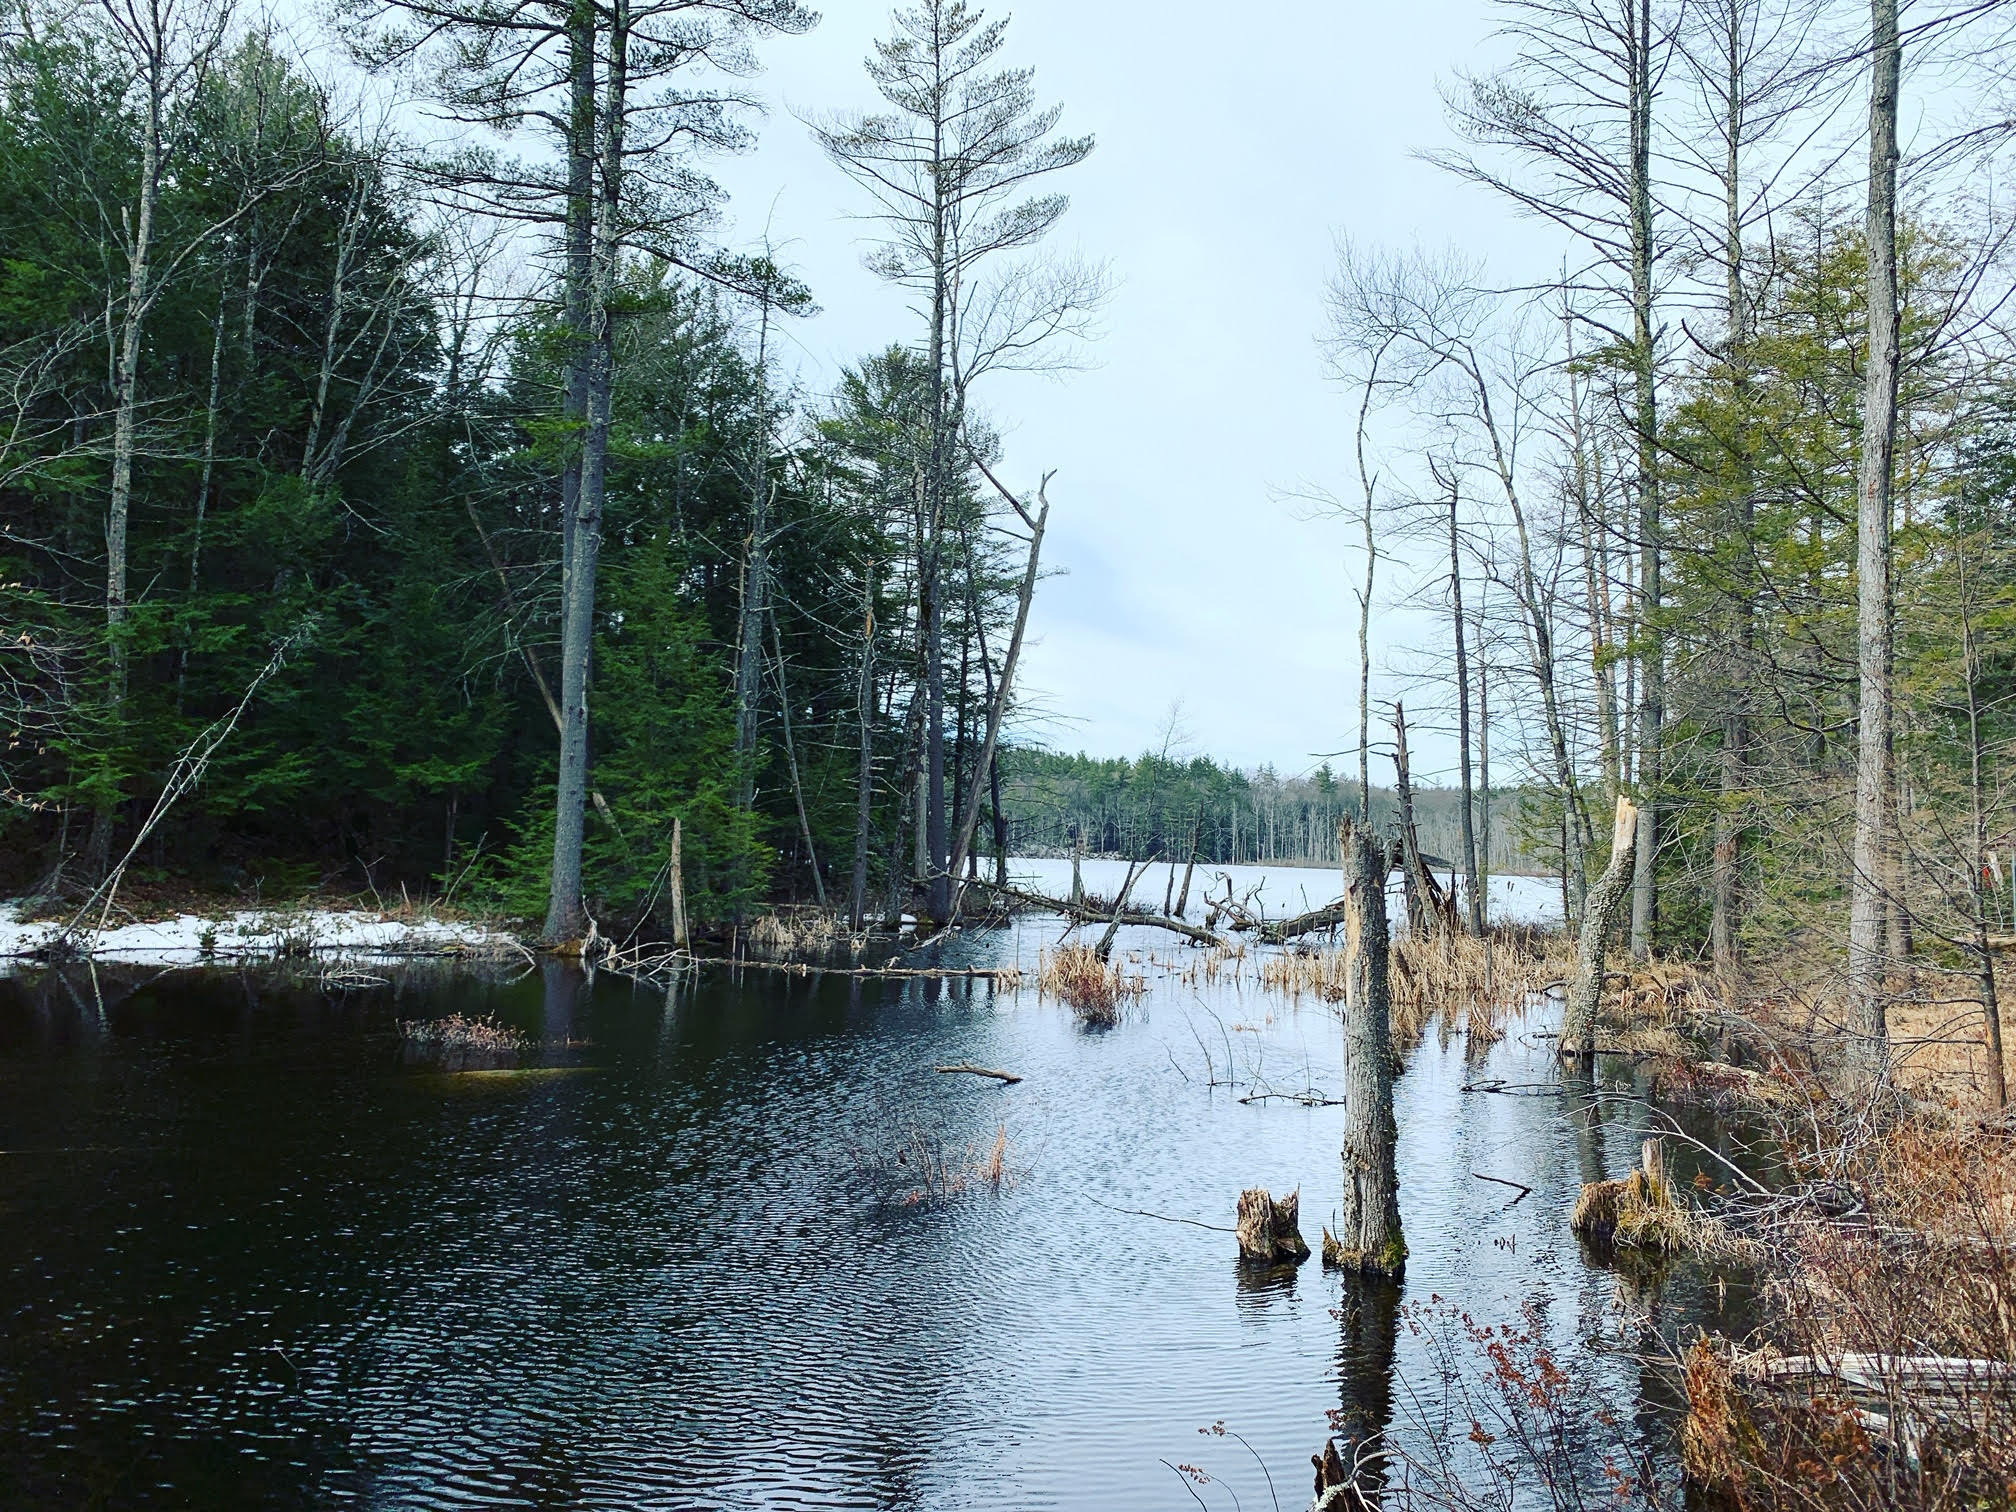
[399,1013,530,1070]
[1681,1118,2016,1510]
[745,909,873,963]
[1256,926,1573,1047]
[1038,942,1143,1025]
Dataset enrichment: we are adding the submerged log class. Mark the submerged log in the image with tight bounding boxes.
[934,1062,1022,1084]
[1235,1186,1311,1264]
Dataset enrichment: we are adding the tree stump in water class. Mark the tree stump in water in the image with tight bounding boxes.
[1235,1186,1311,1264]
[1571,1136,1684,1252]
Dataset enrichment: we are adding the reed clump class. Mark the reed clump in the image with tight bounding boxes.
[1259,925,1570,1046]
[745,909,870,963]
[851,1123,1017,1207]
[399,1013,530,1069]
[1571,1165,1690,1255]
[1039,942,1142,1025]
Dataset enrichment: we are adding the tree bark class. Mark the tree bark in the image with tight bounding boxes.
[1330,815,1404,1275]
[850,570,876,930]
[541,0,616,944]
[1449,488,1484,934]
[1627,0,1663,962]
[1847,0,1901,1083]
[1563,798,1640,1059]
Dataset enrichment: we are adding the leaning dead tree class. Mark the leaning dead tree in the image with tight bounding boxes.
[1562,797,1639,1059]
[1326,815,1406,1275]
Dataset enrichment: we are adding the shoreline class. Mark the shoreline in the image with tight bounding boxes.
[0,899,526,966]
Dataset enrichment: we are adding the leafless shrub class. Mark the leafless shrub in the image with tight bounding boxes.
[1679,1118,2016,1510]
[745,909,870,964]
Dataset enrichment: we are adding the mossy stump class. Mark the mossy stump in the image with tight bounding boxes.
[1571,1137,1686,1254]
[1321,1224,1408,1277]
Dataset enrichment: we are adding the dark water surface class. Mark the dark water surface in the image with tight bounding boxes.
[0,926,1748,1510]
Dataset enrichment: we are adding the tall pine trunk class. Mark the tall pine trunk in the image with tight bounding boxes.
[1449,493,1482,936]
[1847,0,1901,1082]
[1711,4,1752,982]
[1627,0,1663,961]
[541,0,614,944]
[850,570,876,930]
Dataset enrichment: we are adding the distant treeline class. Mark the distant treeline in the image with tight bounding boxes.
[996,749,1535,873]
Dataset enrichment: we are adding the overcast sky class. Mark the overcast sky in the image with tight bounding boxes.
[690,1,1568,784]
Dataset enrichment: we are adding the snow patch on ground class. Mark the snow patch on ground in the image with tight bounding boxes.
[0,901,522,962]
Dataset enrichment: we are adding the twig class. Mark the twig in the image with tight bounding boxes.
[1471,1171,1533,1204]
[1087,1193,1237,1233]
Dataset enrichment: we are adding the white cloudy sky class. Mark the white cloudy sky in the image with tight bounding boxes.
[691,0,1571,784]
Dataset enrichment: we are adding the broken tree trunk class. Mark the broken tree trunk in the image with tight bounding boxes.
[1326,815,1406,1276]
[668,818,689,949]
[1175,812,1201,918]
[1394,702,1457,937]
[1235,1186,1311,1264]
[1562,797,1640,1059]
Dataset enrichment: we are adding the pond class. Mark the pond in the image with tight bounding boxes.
[0,885,1748,1510]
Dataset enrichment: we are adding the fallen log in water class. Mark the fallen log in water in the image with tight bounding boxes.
[609,949,1022,983]
[969,879,1225,948]
[1217,851,1457,945]
[934,1062,1023,1084]
[1747,1352,2016,1395]
[1248,900,1348,944]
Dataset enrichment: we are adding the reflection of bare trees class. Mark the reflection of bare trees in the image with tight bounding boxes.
[1319,1274,1403,1508]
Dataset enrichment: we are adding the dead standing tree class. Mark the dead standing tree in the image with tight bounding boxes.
[1562,796,1639,1058]
[1332,245,1596,912]
[1326,815,1406,1276]
[1430,0,1671,959]
[1392,701,1457,936]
